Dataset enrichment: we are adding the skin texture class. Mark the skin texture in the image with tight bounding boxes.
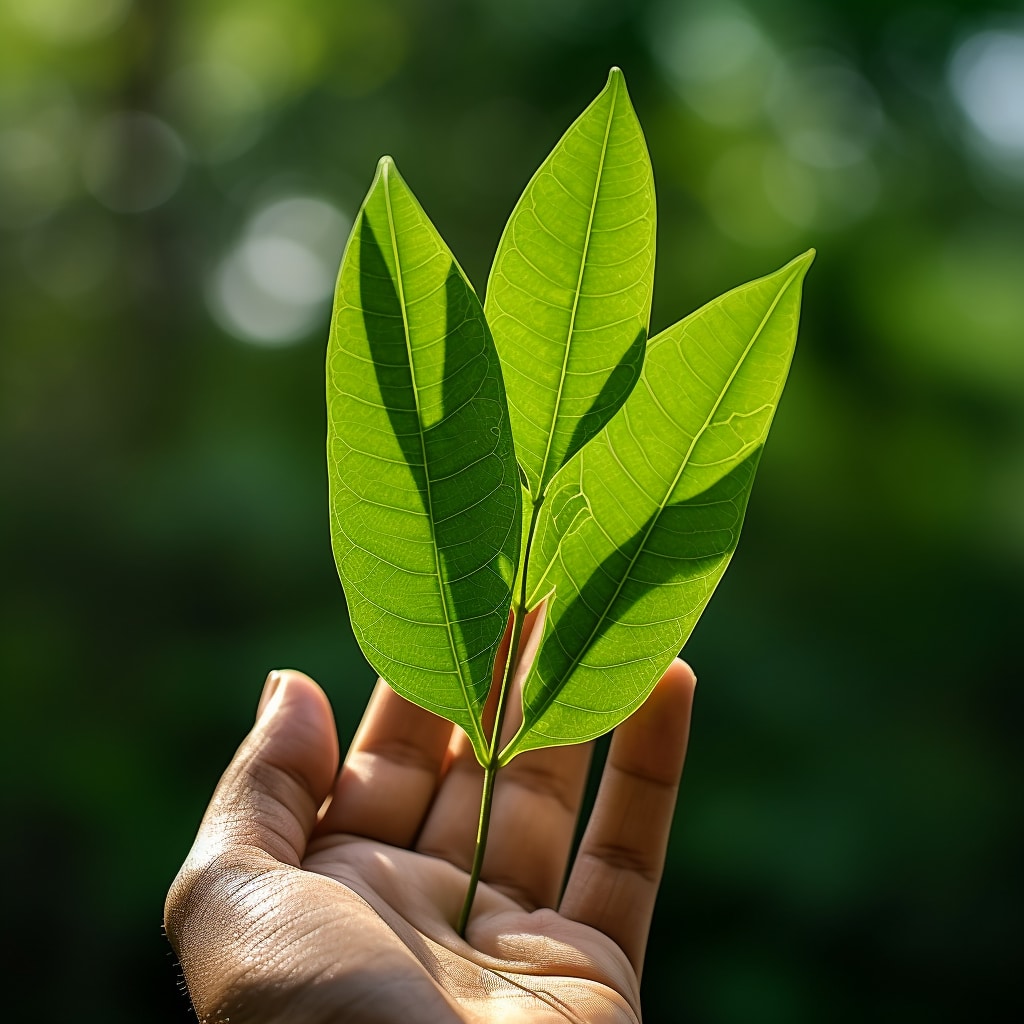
[164,655,696,1023]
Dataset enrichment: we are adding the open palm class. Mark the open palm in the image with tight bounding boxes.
[165,663,695,1023]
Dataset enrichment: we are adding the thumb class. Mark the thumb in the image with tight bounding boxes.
[164,671,340,1002]
[190,669,340,867]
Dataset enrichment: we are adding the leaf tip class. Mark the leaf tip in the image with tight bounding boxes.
[607,66,625,87]
[786,247,816,284]
[376,154,396,178]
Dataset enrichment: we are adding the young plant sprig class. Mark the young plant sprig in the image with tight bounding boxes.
[326,67,813,934]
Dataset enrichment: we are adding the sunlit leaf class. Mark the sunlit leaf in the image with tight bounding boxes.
[501,250,815,761]
[327,157,521,765]
[324,71,816,931]
[485,66,655,500]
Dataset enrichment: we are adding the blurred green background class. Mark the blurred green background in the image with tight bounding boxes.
[2,0,1021,1020]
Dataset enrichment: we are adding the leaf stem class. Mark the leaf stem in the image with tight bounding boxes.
[455,757,497,936]
[456,743,499,931]
[456,497,543,936]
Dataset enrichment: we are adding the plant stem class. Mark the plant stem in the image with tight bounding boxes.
[455,603,524,936]
[456,497,543,936]
[455,761,496,935]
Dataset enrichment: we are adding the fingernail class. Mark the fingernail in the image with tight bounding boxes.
[256,670,282,723]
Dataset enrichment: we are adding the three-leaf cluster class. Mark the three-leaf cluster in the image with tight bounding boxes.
[326,68,813,769]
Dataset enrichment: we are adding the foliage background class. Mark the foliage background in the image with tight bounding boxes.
[2,0,1021,1020]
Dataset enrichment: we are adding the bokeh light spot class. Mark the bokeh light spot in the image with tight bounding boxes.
[161,62,265,164]
[82,112,185,213]
[648,0,778,127]
[813,159,880,228]
[245,237,331,305]
[0,128,74,228]
[208,196,349,346]
[0,80,79,228]
[7,0,131,45]
[201,9,306,99]
[769,58,885,170]
[761,151,819,228]
[949,28,1024,157]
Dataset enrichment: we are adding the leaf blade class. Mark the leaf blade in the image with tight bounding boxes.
[502,250,814,761]
[485,67,656,498]
[327,157,521,765]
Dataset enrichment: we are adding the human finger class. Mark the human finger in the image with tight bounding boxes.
[195,669,339,864]
[477,739,593,909]
[558,659,696,975]
[315,679,456,847]
[413,719,484,871]
[165,669,340,947]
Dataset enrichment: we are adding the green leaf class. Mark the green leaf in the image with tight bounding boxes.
[326,157,521,766]
[485,66,656,500]
[501,250,815,762]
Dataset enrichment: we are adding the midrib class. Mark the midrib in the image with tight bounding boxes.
[536,80,618,497]
[382,168,485,754]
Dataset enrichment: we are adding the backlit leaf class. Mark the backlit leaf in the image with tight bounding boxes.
[501,250,815,762]
[485,67,656,500]
[327,157,521,765]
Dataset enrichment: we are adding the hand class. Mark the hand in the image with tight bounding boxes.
[165,659,696,1023]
